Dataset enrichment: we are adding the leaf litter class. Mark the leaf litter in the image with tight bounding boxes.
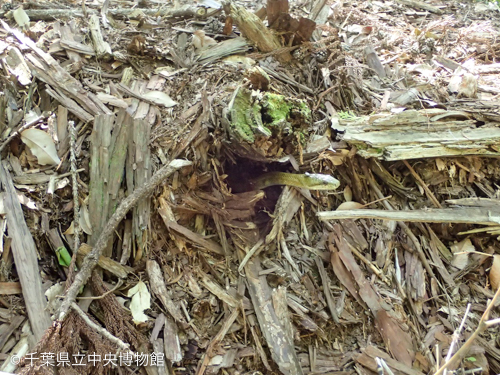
[0,0,499,374]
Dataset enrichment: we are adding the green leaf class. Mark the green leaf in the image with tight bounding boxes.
[55,246,72,267]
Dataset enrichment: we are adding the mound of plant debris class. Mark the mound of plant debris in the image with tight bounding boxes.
[0,0,500,374]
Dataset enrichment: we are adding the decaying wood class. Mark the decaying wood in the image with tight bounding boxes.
[0,282,22,295]
[88,112,134,260]
[229,3,292,63]
[127,114,151,261]
[0,161,51,341]
[146,260,186,325]
[330,224,415,366]
[314,256,339,323]
[198,271,239,308]
[89,15,112,59]
[364,45,386,78]
[318,207,500,225]
[196,37,249,65]
[245,257,303,375]
[12,169,84,185]
[1,21,109,122]
[162,220,225,255]
[197,308,240,374]
[355,345,424,375]
[260,65,315,94]
[334,109,500,160]
[163,316,182,362]
[4,6,203,22]
[0,316,25,352]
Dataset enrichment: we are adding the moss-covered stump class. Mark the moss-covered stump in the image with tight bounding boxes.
[226,85,312,162]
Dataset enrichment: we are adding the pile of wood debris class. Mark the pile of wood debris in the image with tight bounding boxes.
[0,0,500,374]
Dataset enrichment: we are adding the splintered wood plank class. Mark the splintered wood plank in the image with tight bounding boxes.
[0,315,24,351]
[163,315,182,362]
[127,116,151,259]
[333,109,500,160]
[89,114,113,247]
[88,15,112,59]
[0,160,51,341]
[245,257,304,375]
[229,3,291,63]
[196,37,249,65]
[318,207,500,225]
[146,260,185,324]
[88,111,133,255]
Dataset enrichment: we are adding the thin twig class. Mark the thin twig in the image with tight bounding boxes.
[346,241,390,285]
[66,120,81,284]
[69,120,80,252]
[433,286,500,375]
[76,280,123,300]
[403,160,442,208]
[443,303,471,375]
[57,159,192,321]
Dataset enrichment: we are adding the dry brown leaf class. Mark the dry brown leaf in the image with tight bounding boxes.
[21,128,61,166]
[490,254,500,290]
[319,149,349,166]
[343,185,353,202]
[435,158,446,171]
[337,201,364,210]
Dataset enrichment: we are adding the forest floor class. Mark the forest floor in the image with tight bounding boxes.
[1,0,500,374]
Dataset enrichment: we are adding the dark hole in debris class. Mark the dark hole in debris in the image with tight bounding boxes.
[223,156,295,228]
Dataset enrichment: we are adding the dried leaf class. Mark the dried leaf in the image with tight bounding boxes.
[222,55,255,68]
[192,30,217,50]
[343,186,353,202]
[490,254,500,290]
[127,280,151,324]
[319,149,349,166]
[142,91,178,108]
[17,192,38,210]
[435,158,446,171]
[5,47,32,86]
[457,73,478,99]
[64,221,74,235]
[13,8,30,29]
[79,205,93,235]
[450,238,474,270]
[21,129,61,166]
[337,201,364,210]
